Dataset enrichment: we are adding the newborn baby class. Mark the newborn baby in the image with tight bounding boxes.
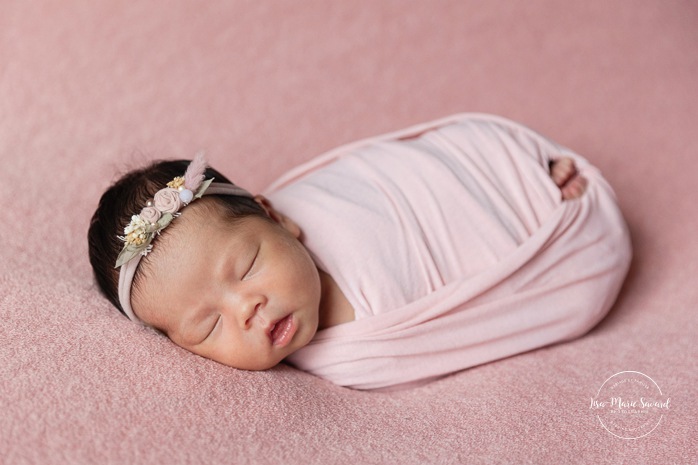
[88,113,631,390]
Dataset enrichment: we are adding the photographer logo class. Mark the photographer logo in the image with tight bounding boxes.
[590,371,670,439]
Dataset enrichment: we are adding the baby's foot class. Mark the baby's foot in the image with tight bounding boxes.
[550,157,588,200]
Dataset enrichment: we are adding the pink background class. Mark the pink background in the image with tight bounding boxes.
[1,1,696,463]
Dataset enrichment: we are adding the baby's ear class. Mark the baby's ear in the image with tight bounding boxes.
[253,195,301,238]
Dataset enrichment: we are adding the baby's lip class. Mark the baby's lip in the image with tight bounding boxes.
[266,314,296,348]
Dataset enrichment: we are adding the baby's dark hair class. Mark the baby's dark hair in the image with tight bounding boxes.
[88,159,266,316]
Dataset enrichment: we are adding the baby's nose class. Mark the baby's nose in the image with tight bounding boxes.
[241,298,265,330]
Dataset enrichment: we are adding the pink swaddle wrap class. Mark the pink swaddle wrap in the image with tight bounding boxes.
[264,113,632,391]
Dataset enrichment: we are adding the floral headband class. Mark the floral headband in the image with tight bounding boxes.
[116,153,254,323]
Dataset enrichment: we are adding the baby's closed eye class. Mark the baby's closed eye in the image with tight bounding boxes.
[205,315,222,340]
[242,246,260,280]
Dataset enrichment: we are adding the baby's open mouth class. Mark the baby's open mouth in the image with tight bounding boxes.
[269,314,296,348]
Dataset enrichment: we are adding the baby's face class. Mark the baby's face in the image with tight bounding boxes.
[131,198,321,370]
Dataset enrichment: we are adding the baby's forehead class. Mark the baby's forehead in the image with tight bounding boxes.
[146,205,262,268]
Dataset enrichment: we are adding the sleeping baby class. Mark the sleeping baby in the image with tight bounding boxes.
[88,113,631,390]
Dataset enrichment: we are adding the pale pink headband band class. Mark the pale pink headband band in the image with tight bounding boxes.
[115,154,253,324]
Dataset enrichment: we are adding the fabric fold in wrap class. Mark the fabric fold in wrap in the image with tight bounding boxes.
[264,113,632,391]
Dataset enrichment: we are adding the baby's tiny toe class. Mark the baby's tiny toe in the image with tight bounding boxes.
[551,157,576,186]
[561,174,588,200]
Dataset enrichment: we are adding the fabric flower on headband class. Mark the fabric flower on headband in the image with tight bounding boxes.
[115,153,214,268]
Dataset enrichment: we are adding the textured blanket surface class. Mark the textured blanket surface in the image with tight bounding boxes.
[1,1,697,464]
